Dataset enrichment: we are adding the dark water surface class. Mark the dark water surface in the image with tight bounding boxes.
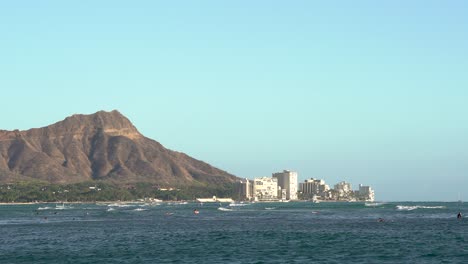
[1,202,467,263]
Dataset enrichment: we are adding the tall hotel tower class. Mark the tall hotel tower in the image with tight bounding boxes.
[272,170,298,200]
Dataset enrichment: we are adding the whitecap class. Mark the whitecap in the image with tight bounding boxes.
[396,205,446,211]
[365,202,386,207]
[229,203,249,207]
[107,203,135,208]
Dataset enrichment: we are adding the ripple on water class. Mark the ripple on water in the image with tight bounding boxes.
[0,202,467,263]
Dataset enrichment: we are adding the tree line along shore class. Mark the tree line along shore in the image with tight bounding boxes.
[0,181,235,203]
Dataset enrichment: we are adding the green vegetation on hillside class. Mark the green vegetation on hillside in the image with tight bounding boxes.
[0,181,235,203]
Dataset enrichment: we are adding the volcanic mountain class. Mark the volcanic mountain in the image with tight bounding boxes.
[0,110,238,186]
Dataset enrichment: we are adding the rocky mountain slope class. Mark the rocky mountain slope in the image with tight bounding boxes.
[0,110,238,186]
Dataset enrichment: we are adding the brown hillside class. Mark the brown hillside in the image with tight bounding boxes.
[0,110,238,186]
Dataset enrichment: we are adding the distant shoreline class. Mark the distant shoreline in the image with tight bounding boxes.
[0,200,457,205]
[0,201,129,205]
[0,200,351,205]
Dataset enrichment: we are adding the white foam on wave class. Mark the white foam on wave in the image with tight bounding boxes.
[0,219,39,225]
[133,208,147,211]
[37,207,53,210]
[167,202,188,205]
[365,202,386,207]
[396,205,446,211]
[55,206,73,210]
[107,203,135,208]
[229,203,249,207]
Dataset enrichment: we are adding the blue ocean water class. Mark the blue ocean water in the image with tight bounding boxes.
[0,201,467,263]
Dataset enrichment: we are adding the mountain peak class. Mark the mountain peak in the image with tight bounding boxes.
[50,110,141,139]
[0,111,237,185]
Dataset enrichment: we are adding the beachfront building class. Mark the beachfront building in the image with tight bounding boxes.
[253,177,279,201]
[279,188,287,201]
[357,184,375,202]
[300,178,330,200]
[334,181,352,200]
[236,178,254,201]
[272,170,298,200]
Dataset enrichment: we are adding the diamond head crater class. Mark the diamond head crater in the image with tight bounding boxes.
[0,110,238,202]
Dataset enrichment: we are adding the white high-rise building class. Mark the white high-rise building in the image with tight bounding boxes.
[300,178,330,198]
[334,181,352,199]
[272,170,298,200]
[236,178,254,200]
[253,177,278,201]
[358,184,375,202]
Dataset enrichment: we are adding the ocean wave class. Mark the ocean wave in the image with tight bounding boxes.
[396,205,446,211]
[229,203,249,207]
[167,202,188,205]
[55,205,73,210]
[37,207,53,210]
[107,203,135,208]
[365,202,386,207]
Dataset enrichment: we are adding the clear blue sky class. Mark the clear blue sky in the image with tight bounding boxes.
[1,1,467,201]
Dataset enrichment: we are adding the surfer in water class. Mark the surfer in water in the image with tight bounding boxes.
[457,212,462,219]
[193,209,199,215]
